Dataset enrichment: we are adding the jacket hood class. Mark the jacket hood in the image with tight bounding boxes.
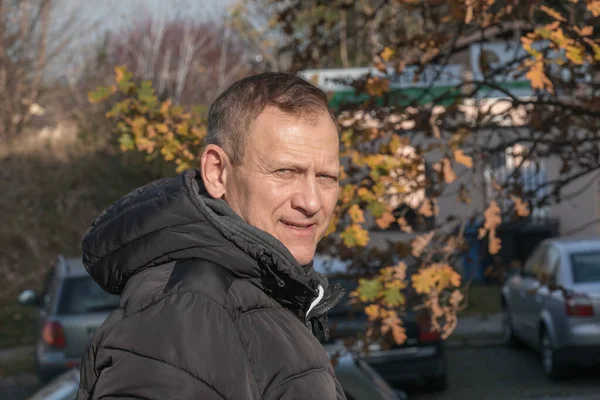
[81,169,328,298]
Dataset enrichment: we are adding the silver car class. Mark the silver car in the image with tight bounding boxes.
[18,255,119,382]
[501,238,600,379]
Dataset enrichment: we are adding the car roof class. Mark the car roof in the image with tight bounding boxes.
[546,237,600,253]
[56,255,90,278]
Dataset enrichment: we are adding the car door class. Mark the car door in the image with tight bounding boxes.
[523,245,560,345]
[513,245,546,344]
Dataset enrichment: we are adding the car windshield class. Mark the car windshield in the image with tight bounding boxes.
[569,251,600,283]
[57,277,120,314]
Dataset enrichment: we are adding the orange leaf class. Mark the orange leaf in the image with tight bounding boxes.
[540,5,566,22]
[411,232,434,258]
[510,195,530,217]
[489,230,502,254]
[376,211,395,229]
[574,25,594,36]
[391,262,407,281]
[453,149,473,168]
[526,58,554,93]
[365,76,390,97]
[440,158,457,183]
[391,324,407,345]
[397,217,413,233]
[587,0,600,17]
[483,200,502,231]
[418,198,434,217]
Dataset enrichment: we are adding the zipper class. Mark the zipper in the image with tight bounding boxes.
[306,283,346,320]
[305,283,346,339]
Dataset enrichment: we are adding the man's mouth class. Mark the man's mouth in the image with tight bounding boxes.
[281,221,315,229]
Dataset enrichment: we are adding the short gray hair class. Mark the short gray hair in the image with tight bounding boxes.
[206,72,338,165]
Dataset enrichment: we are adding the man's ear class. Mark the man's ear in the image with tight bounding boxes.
[200,144,230,199]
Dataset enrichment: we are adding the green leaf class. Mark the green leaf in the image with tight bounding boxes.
[138,81,158,109]
[88,86,114,104]
[116,66,133,91]
[118,134,135,151]
[382,287,405,307]
[357,279,383,302]
[367,201,386,218]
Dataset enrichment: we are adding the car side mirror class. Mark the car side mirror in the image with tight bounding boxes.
[18,289,39,306]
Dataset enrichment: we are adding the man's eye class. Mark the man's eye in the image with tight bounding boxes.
[275,169,295,176]
[318,175,338,183]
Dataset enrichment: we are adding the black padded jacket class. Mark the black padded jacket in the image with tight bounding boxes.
[76,169,347,400]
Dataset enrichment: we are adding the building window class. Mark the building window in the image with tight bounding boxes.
[484,144,550,219]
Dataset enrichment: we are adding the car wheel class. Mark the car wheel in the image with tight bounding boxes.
[502,306,521,348]
[541,328,564,380]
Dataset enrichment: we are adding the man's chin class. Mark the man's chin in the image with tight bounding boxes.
[287,247,316,267]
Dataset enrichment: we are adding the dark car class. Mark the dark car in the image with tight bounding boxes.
[18,255,119,382]
[315,255,448,392]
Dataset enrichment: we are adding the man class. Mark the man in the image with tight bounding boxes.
[76,73,347,399]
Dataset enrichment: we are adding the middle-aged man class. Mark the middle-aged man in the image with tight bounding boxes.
[76,72,348,399]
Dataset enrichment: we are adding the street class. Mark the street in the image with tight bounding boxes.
[409,345,600,400]
[2,345,599,400]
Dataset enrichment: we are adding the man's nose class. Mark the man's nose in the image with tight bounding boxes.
[291,176,321,216]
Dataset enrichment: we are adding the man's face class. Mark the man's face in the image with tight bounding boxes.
[224,106,340,266]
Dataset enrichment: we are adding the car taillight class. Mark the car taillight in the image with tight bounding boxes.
[42,320,66,348]
[565,293,594,317]
[419,329,441,342]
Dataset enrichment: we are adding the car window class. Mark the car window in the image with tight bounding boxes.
[569,252,600,283]
[524,245,545,278]
[57,277,120,315]
[543,246,561,284]
[41,267,58,311]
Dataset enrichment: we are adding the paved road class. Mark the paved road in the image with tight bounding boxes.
[407,345,600,400]
[2,345,599,400]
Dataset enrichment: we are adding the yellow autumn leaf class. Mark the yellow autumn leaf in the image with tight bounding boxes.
[365,304,381,321]
[348,204,365,223]
[324,215,339,237]
[453,149,473,168]
[540,5,566,22]
[381,46,395,62]
[411,267,437,294]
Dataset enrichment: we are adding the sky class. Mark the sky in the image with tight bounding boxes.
[47,0,233,75]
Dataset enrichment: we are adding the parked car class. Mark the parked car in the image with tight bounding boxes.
[18,255,119,383]
[501,238,600,379]
[315,255,448,392]
[332,352,408,400]
[26,368,80,400]
[26,355,408,400]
